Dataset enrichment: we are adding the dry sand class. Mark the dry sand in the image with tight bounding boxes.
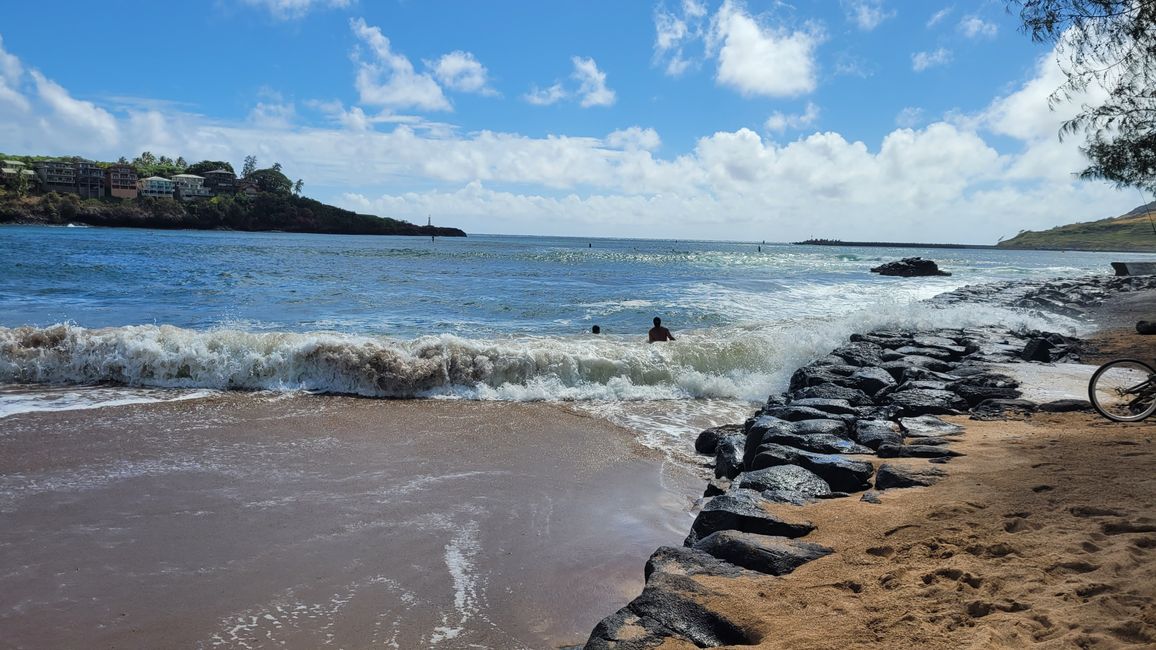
[658,324,1156,649]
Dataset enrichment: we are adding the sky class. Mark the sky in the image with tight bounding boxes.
[0,0,1146,243]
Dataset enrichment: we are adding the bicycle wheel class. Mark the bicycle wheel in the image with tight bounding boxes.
[1088,358,1156,422]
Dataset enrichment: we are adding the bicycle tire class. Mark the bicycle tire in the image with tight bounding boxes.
[1088,358,1156,422]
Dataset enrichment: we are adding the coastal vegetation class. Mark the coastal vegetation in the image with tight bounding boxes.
[997,202,1156,251]
[0,151,465,237]
[1005,1,1155,193]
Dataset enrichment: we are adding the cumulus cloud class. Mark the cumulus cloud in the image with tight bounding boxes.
[606,127,662,151]
[571,57,616,107]
[350,18,450,111]
[958,16,998,39]
[842,0,895,31]
[429,51,496,95]
[0,35,1137,244]
[912,48,952,71]
[241,0,351,20]
[765,102,820,133]
[709,1,822,97]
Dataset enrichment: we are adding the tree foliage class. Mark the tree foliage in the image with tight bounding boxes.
[247,167,293,194]
[242,155,258,178]
[185,160,236,176]
[1006,1,1156,192]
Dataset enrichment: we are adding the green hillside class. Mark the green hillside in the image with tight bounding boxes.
[997,203,1156,252]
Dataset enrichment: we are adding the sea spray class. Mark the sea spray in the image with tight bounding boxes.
[0,300,1076,402]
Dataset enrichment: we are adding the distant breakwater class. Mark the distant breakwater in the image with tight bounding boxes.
[795,238,997,249]
[582,273,1156,649]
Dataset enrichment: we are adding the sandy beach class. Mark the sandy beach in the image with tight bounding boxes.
[0,396,703,649]
[586,293,1156,649]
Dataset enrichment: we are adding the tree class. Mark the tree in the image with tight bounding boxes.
[135,151,157,165]
[248,167,293,194]
[271,162,282,172]
[293,179,304,196]
[176,156,188,169]
[242,155,258,178]
[1006,1,1155,192]
[185,160,237,176]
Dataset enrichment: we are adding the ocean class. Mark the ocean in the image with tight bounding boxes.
[0,225,1147,454]
[2,224,1150,648]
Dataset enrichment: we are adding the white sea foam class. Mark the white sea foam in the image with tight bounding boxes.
[0,299,1074,407]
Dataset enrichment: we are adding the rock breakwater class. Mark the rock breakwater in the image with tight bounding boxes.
[582,272,1156,649]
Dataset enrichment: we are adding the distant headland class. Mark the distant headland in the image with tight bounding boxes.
[0,152,466,238]
[794,238,996,250]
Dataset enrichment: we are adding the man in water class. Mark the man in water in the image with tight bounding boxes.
[648,317,675,343]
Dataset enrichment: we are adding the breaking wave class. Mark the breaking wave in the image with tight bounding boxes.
[0,300,1076,403]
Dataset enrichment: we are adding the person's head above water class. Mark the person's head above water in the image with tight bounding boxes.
[653,317,661,326]
[592,325,601,334]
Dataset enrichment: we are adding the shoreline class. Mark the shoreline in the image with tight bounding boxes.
[0,397,702,648]
[583,276,1156,648]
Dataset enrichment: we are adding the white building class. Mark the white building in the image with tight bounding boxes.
[170,173,211,200]
[138,176,175,199]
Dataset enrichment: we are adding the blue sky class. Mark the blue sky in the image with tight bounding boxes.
[0,0,1143,242]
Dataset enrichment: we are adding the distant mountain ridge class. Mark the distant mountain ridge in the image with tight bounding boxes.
[997,202,1156,252]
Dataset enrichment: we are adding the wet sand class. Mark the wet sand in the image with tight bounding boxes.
[0,395,703,649]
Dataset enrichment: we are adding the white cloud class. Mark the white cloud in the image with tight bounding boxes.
[0,37,1138,244]
[248,101,296,129]
[606,127,662,152]
[912,48,952,71]
[843,0,894,31]
[523,83,567,106]
[959,16,998,39]
[654,0,709,76]
[571,57,616,107]
[0,35,29,112]
[350,18,450,111]
[709,0,822,97]
[895,106,924,128]
[429,51,495,95]
[31,71,119,148]
[765,102,820,133]
[926,7,953,28]
[241,0,351,20]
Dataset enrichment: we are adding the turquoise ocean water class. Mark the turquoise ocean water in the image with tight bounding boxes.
[1,225,1147,448]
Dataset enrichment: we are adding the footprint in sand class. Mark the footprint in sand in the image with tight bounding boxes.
[1070,505,1125,517]
[1031,484,1054,493]
[1075,583,1113,598]
[1047,560,1100,574]
[966,543,1017,558]
[1101,519,1156,535]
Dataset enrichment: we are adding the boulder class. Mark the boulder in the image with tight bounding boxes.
[684,489,815,546]
[736,465,832,497]
[874,463,946,489]
[971,398,1038,420]
[703,477,731,498]
[694,423,744,455]
[693,531,833,576]
[714,433,746,479]
[761,406,855,425]
[786,398,860,416]
[749,444,875,492]
[587,551,756,649]
[757,430,873,455]
[792,384,874,406]
[847,366,898,396]
[883,388,968,416]
[888,346,955,361]
[1038,399,1092,413]
[870,257,951,277]
[877,444,964,459]
[899,414,964,436]
[829,341,885,367]
[790,418,850,437]
[854,419,904,449]
[788,364,859,392]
